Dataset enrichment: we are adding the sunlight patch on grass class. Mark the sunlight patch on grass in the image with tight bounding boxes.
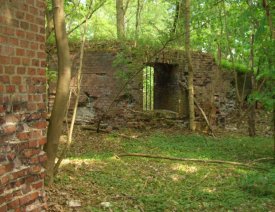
[202,187,217,193]
[171,164,198,173]
[52,131,275,211]
[60,158,106,167]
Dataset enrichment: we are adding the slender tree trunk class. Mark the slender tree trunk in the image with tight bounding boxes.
[185,0,195,131]
[46,7,54,40]
[44,0,72,185]
[54,13,88,175]
[222,3,242,109]
[116,0,125,39]
[248,33,256,136]
[172,1,180,35]
[262,0,275,159]
[135,0,143,40]
[173,1,184,44]
[262,0,275,39]
[135,0,140,39]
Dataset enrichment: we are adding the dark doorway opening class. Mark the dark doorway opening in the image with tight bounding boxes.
[154,63,180,113]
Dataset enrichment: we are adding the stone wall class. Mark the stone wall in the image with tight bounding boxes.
[0,1,47,211]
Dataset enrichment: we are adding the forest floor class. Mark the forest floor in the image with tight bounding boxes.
[47,127,275,211]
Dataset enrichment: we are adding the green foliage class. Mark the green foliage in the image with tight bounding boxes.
[241,169,275,197]
[46,68,58,82]
[46,0,275,111]
[220,59,249,73]
[54,131,275,211]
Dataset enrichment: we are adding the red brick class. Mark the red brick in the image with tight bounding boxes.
[39,154,47,163]
[38,138,46,146]
[7,153,16,161]
[27,0,35,4]
[26,32,35,40]
[19,192,38,206]
[22,58,30,66]
[0,163,14,175]
[16,11,25,19]
[2,124,16,134]
[31,181,43,190]
[28,68,36,75]
[12,76,22,84]
[19,85,27,92]
[29,165,41,174]
[26,50,35,57]
[17,67,26,74]
[33,121,47,129]
[30,42,38,49]
[37,69,45,75]
[7,199,20,209]
[0,56,10,64]
[6,85,16,93]
[16,29,25,37]
[11,57,21,65]
[28,140,38,148]
[17,132,30,141]
[0,205,7,212]
[32,59,39,66]
[22,149,40,158]
[12,168,28,179]
[0,75,10,83]
[27,103,36,111]
[26,14,34,22]
[5,66,15,74]
[0,175,9,186]
[1,46,14,56]
[9,37,18,45]
[20,40,29,48]
[16,48,25,56]
[20,21,29,30]
[30,156,39,164]
[30,130,42,139]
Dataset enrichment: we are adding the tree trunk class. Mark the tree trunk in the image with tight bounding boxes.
[44,0,72,185]
[262,0,275,39]
[185,0,195,131]
[248,33,256,137]
[135,0,143,40]
[262,0,275,159]
[116,0,125,39]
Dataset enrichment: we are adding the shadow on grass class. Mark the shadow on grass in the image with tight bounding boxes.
[53,133,274,211]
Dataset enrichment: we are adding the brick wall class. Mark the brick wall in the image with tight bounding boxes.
[0,1,47,211]
[49,45,234,126]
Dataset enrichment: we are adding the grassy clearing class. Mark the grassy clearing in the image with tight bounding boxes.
[48,129,275,211]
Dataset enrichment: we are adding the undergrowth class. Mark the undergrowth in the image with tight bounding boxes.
[51,131,275,211]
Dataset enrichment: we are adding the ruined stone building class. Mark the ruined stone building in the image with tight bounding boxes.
[49,44,235,127]
[0,1,47,211]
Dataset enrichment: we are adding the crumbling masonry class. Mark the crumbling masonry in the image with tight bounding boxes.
[0,1,47,211]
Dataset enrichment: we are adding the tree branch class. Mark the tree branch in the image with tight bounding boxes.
[118,153,266,170]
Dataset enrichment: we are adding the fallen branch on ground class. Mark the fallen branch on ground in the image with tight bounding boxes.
[248,157,275,164]
[117,153,266,170]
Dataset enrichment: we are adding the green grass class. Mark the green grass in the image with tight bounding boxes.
[53,132,275,211]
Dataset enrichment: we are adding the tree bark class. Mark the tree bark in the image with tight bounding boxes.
[44,0,72,185]
[185,0,195,131]
[262,0,275,39]
[248,33,256,137]
[135,0,143,40]
[118,153,264,170]
[116,0,125,39]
